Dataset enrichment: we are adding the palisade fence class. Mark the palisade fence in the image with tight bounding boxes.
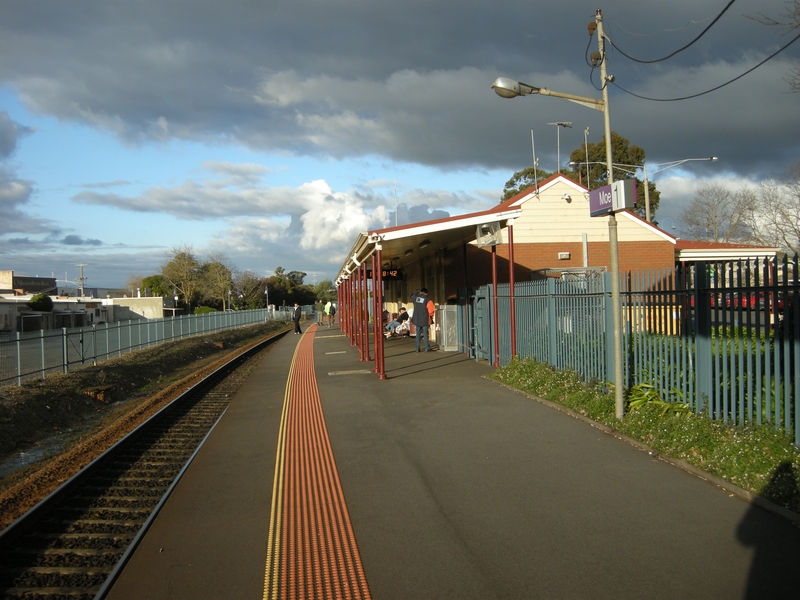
[459,255,800,446]
[0,307,294,387]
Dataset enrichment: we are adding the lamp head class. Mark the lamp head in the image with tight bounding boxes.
[491,77,540,98]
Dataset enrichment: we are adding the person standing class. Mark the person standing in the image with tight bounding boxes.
[324,301,332,326]
[292,303,302,334]
[328,302,337,327]
[315,300,324,325]
[411,288,435,352]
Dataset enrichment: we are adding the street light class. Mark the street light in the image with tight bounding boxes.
[548,121,572,173]
[570,157,718,222]
[492,9,625,419]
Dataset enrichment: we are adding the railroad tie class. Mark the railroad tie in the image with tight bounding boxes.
[264,325,372,600]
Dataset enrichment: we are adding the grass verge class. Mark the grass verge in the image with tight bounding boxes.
[490,357,800,515]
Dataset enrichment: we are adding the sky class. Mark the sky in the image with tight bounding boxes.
[0,0,798,290]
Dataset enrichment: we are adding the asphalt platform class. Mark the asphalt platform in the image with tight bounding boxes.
[107,322,800,599]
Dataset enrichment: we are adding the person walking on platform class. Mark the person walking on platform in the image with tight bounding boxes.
[324,300,332,326]
[411,288,435,352]
[292,303,302,334]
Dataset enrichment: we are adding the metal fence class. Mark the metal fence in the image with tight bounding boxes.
[0,307,293,387]
[458,255,800,445]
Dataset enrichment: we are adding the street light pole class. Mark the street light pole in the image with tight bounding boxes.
[595,10,625,420]
[641,158,717,222]
[570,157,718,222]
[548,121,572,173]
[492,8,624,419]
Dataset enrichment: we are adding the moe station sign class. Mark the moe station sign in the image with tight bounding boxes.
[589,179,637,217]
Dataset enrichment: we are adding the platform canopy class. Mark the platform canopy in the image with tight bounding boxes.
[336,204,523,283]
[674,240,779,263]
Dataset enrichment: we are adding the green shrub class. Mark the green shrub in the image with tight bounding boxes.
[26,293,53,312]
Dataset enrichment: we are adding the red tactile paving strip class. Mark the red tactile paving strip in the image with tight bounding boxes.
[264,326,372,600]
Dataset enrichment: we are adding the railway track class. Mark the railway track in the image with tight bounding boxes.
[0,332,286,600]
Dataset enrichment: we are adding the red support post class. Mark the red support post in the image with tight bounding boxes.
[508,222,517,360]
[373,248,386,379]
[492,244,499,367]
[361,262,371,362]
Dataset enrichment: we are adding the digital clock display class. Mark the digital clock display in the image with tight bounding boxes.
[382,269,403,280]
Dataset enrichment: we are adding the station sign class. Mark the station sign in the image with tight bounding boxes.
[589,179,637,217]
[589,185,613,217]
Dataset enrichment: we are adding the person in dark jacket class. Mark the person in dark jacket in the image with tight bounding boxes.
[410,288,434,352]
[293,303,302,334]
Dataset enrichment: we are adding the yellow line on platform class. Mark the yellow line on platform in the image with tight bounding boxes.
[263,335,301,600]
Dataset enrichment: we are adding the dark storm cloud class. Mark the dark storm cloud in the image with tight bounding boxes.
[0,111,35,158]
[61,235,103,246]
[0,0,796,178]
[0,165,56,235]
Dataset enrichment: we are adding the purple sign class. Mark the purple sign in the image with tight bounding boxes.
[589,184,613,217]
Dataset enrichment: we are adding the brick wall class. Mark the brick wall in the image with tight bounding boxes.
[443,239,674,299]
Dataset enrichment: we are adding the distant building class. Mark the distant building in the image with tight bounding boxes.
[0,293,166,334]
[0,270,58,295]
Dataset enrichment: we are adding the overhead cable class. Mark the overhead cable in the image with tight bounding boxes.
[606,0,739,64]
[611,31,800,101]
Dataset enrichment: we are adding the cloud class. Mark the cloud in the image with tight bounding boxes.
[0,165,57,236]
[0,1,794,177]
[1,0,798,286]
[61,235,103,246]
[200,161,272,183]
[0,111,35,159]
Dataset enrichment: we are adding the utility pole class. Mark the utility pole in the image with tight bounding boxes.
[76,263,88,298]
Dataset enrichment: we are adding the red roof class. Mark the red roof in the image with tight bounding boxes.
[674,240,773,251]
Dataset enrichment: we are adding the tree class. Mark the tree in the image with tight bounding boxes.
[124,273,145,296]
[313,279,337,303]
[680,183,754,242]
[234,270,268,309]
[286,270,307,285]
[500,166,554,202]
[743,162,800,253]
[566,131,660,219]
[161,244,203,310]
[749,0,800,92]
[268,267,294,307]
[202,252,235,310]
[267,267,316,306]
[141,274,171,297]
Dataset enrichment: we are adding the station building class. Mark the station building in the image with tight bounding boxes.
[334,173,780,375]
[337,174,677,310]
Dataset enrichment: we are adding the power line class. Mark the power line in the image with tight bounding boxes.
[605,0,738,64]
[612,31,800,101]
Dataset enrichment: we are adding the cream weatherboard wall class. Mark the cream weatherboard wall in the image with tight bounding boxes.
[498,175,673,247]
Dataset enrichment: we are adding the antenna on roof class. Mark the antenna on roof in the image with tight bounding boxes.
[531,129,540,196]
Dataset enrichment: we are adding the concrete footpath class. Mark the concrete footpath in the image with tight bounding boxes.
[109,324,800,599]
